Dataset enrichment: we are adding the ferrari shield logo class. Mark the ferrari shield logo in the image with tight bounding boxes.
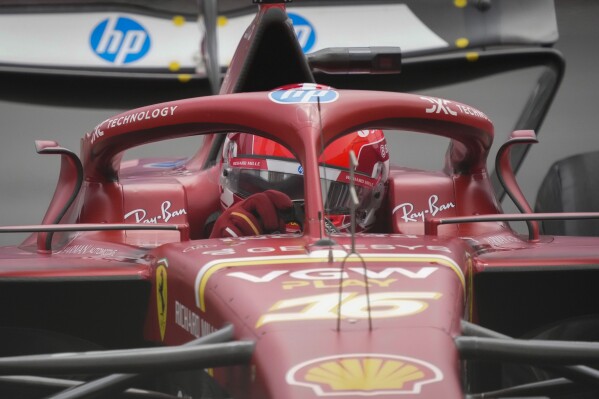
[156,260,168,341]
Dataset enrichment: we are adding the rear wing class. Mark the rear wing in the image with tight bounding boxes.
[0,0,562,200]
[0,0,558,107]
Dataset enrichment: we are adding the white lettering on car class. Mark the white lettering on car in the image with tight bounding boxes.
[483,235,522,246]
[392,195,456,222]
[124,200,187,223]
[421,96,490,121]
[175,300,200,338]
[90,106,179,143]
[175,301,215,338]
[200,244,451,256]
[87,119,109,144]
[421,96,457,116]
[227,267,438,283]
[454,103,491,121]
[57,244,117,257]
[195,253,464,311]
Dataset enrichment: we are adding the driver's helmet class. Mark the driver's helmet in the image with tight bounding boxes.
[219,129,390,233]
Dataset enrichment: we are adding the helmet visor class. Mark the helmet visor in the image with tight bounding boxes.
[223,157,378,216]
[226,168,305,200]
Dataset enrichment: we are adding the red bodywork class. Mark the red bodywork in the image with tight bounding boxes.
[1,3,598,399]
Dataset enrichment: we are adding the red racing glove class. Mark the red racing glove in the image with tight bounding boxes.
[210,190,293,238]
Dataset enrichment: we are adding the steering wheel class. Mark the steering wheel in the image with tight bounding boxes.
[279,200,305,231]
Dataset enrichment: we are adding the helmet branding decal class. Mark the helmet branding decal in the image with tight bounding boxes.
[337,171,378,188]
[269,87,339,104]
[230,157,267,170]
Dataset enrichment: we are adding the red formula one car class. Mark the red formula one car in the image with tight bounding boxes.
[1,1,599,398]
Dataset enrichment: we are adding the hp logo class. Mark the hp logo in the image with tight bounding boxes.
[90,17,151,65]
[269,88,339,104]
[288,13,316,53]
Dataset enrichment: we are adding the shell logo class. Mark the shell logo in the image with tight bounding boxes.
[286,354,443,396]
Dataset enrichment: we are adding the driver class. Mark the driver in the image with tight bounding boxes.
[209,130,390,238]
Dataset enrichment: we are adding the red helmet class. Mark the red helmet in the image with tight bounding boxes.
[220,129,389,232]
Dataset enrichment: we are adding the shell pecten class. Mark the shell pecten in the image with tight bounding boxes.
[305,357,425,391]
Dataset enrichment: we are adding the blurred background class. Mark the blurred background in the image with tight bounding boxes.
[0,0,597,245]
